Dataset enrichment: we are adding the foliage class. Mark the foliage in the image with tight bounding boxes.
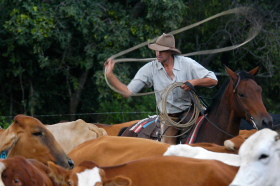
[0,116,12,129]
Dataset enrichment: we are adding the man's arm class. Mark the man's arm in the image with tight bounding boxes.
[105,58,133,97]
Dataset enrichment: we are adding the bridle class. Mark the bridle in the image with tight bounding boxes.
[232,74,259,130]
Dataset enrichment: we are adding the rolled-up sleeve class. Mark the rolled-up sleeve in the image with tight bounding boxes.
[127,63,153,94]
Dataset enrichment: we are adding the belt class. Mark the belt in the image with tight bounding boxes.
[168,111,184,117]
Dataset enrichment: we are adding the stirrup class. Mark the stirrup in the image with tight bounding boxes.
[157,132,162,141]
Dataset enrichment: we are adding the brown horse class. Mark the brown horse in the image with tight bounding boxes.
[121,66,273,145]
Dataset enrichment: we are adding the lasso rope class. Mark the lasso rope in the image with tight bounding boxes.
[104,7,262,131]
[104,6,262,96]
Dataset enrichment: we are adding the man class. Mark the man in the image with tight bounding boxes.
[105,33,218,144]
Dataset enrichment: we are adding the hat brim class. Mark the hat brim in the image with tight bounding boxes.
[148,43,181,55]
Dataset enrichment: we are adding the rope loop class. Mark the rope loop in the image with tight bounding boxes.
[104,7,261,97]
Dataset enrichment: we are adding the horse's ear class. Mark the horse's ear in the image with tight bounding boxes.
[248,66,260,77]
[224,65,238,82]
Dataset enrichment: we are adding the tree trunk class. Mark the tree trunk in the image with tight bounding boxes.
[69,71,88,121]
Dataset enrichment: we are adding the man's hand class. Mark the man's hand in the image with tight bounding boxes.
[181,81,195,91]
[104,58,116,75]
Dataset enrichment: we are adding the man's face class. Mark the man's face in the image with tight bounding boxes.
[156,50,173,63]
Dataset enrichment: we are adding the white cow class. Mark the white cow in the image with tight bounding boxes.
[230,128,280,186]
[164,144,240,166]
[46,119,107,154]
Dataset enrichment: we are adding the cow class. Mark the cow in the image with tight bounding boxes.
[94,120,140,136]
[48,156,239,186]
[230,128,280,186]
[68,135,169,166]
[0,114,74,169]
[46,119,108,154]
[164,144,240,166]
[0,156,55,186]
[224,129,257,151]
[187,129,257,155]
[69,135,242,167]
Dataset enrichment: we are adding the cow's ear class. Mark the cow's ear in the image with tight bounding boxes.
[0,127,17,152]
[104,176,131,186]
[47,161,69,183]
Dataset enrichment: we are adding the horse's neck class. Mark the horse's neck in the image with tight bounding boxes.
[208,87,241,132]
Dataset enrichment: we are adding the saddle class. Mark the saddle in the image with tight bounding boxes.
[128,114,206,144]
[130,115,161,140]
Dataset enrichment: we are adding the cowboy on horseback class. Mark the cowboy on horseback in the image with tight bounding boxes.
[105,33,218,144]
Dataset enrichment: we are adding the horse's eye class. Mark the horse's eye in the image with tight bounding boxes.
[238,93,245,97]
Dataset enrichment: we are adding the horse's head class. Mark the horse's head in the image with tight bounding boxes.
[226,66,273,129]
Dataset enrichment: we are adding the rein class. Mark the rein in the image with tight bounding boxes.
[160,82,236,138]
[182,74,260,138]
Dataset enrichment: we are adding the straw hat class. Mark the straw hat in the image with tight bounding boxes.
[148,33,181,55]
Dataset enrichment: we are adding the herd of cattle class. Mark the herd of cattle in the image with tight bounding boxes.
[0,114,278,186]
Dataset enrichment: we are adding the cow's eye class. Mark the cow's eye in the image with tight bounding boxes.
[259,154,269,160]
[32,132,43,136]
[13,178,22,185]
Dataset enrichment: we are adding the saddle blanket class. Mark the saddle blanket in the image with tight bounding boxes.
[185,115,206,144]
[130,115,159,134]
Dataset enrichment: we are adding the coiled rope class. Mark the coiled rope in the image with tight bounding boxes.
[159,82,203,137]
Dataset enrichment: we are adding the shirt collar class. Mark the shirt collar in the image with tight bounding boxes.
[155,55,180,70]
[155,60,164,70]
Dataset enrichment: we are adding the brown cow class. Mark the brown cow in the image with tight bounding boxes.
[0,156,55,186]
[224,129,258,151]
[48,156,239,186]
[69,135,244,167]
[94,120,140,136]
[0,114,74,169]
[46,119,108,154]
[68,135,169,166]
[188,129,258,154]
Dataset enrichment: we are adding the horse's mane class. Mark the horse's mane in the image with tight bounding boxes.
[238,70,255,81]
[205,70,256,113]
[205,79,229,113]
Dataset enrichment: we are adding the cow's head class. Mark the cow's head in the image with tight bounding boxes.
[0,115,74,169]
[0,156,53,186]
[48,160,131,186]
[230,128,280,186]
